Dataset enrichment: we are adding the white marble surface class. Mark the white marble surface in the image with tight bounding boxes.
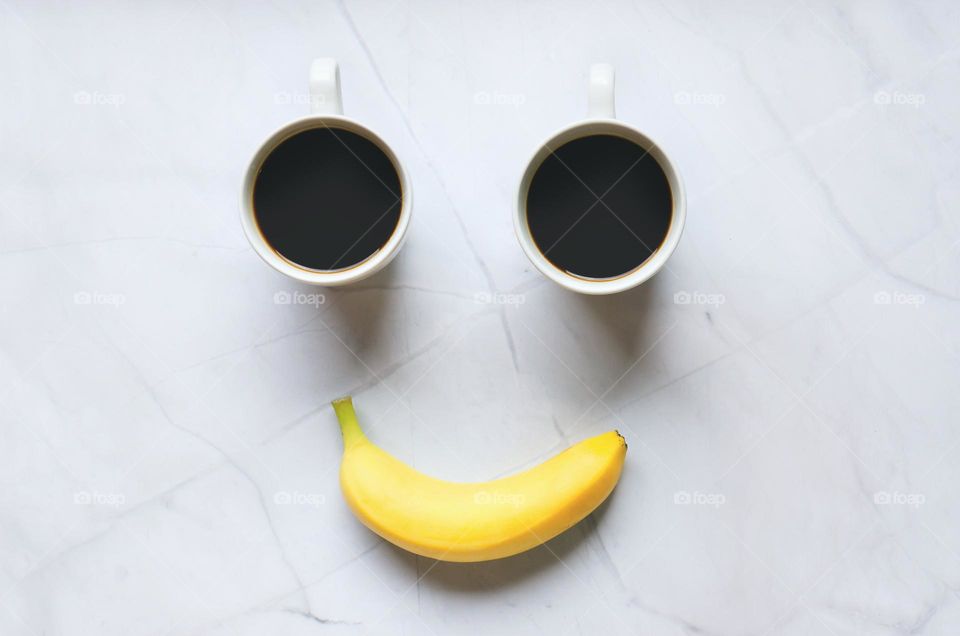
[2,1,959,634]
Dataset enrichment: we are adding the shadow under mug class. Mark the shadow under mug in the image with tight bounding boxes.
[514,64,686,295]
[240,58,412,286]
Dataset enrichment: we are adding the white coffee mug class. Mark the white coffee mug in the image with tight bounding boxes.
[241,59,412,286]
[514,64,685,295]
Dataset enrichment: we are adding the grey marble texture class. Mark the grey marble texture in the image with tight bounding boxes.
[1,1,959,634]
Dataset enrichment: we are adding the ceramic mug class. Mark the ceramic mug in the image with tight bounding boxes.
[241,59,412,286]
[514,64,685,295]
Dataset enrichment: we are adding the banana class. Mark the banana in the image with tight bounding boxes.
[332,396,627,562]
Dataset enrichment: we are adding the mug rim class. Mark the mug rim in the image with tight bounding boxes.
[514,119,686,295]
[241,114,412,286]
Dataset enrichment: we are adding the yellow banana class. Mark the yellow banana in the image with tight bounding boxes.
[332,396,627,562]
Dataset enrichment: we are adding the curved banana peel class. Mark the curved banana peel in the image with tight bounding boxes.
[332,396,626,562]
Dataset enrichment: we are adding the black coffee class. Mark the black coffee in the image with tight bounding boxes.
[253,127,402,271]
[526,134,672,279]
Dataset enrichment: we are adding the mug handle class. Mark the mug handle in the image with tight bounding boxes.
[588,63,615,119]
[309,58,344,115]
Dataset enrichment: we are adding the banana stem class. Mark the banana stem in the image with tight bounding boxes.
[331,396,368,449]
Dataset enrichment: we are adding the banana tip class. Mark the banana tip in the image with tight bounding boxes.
[332,396,353,406]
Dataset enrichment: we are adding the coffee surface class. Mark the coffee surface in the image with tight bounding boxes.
[254,127,402,271]
[526,134,672,279]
